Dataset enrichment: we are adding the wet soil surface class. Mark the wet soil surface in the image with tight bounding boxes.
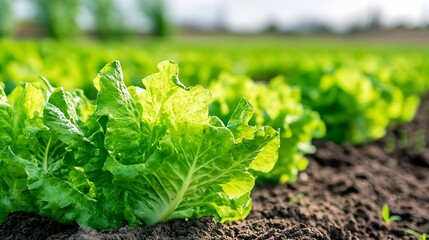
[1,96,429,240]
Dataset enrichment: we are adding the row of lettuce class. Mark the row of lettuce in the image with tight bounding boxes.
[1,41,429,229]
[1,41,428,144]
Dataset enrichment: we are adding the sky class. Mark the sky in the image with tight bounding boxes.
[13,0,429,33]
[167,0,429,32]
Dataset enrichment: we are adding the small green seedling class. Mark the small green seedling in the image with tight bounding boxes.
[289,193,304,203]
[382,204,401,224]
[405,229,427,240]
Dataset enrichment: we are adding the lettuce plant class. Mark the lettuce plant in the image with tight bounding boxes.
[209,74,325,183]
[0,60,279,229]
[286,65,423,144]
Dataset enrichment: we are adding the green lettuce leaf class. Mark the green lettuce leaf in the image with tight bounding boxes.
[0,85,13,150]
[0,81,120,229]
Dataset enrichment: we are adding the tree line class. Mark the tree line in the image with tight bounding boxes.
[0,0,172,39]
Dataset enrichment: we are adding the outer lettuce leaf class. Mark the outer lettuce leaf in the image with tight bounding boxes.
[1,149,100,225]
[0,150,36,222]
[0,81,119,229]
[0,85,36,220]
[0,85,13,149]
[227,99,280,174]
[94,62,142,164]
[96,60,279,226]
[41,86,124,228]
[0,83,48,221]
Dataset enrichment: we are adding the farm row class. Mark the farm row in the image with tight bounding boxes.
[2,40,428,143]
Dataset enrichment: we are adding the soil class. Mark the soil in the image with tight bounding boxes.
[1,95,429,240]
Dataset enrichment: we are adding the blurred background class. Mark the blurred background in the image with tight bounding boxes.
[0,0,428,40]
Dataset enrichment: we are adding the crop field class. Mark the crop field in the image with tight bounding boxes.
[1,38,429,239]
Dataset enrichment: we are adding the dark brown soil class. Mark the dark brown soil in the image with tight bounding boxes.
[1,96,429,240]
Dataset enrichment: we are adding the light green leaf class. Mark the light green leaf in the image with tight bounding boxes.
[226,98,255,142]
[48,88,79,123]
[250,127,280,173]
[0,86,13,149]
[8,83,45,119]
[94,60,141,164]
[382,204,390,222]
[139,60,211,125]
[43,103,88,148]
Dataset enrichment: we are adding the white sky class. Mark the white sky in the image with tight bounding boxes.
[13,0,429,32]
[167,0,429,32]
